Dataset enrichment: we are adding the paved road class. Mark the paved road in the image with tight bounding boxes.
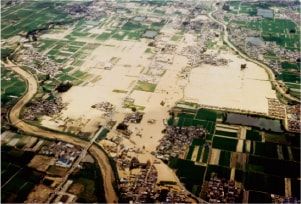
[208,3,300,103]
[3,59,118,203]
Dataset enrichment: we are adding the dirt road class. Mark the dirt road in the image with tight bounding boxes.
[4,59,118,203]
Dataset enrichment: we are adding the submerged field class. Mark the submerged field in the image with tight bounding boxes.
[1,0,300,202]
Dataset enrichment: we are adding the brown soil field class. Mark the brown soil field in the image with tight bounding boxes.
[68,182,85,195]
[46,166,68,177]
[230,152,247,170]
[25,184,53,203]
[27,155,56,172]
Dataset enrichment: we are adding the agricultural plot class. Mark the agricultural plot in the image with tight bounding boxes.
[214,130,237,138]
[205,165,231,180]
[1,147,37,203]
[202,147,210,163]
[212,136,238,152]
[248,155,300,178]
[169,158,206,184]
[218,150,231,167]
[1,2,71,39]
[244,172,285,196]
[185,146,195,160]
[246,129,262,141]
[134,81,157,92]
[191,138,206,146]
[1,68,26,106]
[173,110,216,134]
[291,147,300,161]
[227,3,301,99]
[195,109,218,121]
[196,146,203,162]
[254,141,279,159]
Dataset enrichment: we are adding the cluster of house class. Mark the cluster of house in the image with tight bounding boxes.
[267,98,286,119]
[181,45,228,68]
[61,1,109,19]
[284,7,300,25]
[15,47,63,78]
[286,105,300,133]
[160,43,177,55]
[222,8,299,76]
[139,74,160,84]
[118,158,158,202]
[156,126,208,160]
[271,193,299,204]
[39,141,82,168]
[206,176,241,203]
[124,112,144,124]
[91,101,114,112]
[22,97,65,120]
[118,155,193,203]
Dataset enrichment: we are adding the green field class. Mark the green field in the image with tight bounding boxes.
[195,109,218,121]
[246,129,262,141]
[218,150,231,167]
[1,68,27,106]
[212,136,238,152]
[202,147,210,163]
[69,162,106,203]
[254,142,278,158]
[171,158,206,182]
[1,2,71,39]
[1,147,36,203]
[205,165,231,180]
[196,146,203,161]
[215,130,237,138]
[134,81,157,92]
[186,146,195,160]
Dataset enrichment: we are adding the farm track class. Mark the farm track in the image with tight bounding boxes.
[3,58,118,203]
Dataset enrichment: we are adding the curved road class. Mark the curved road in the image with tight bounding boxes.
[208,3,300,103]
[3,59,118,203]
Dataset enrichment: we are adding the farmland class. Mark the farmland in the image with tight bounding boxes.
[224,1,301,99]
[166,106,300,201]
[1,2,71,39]
[1,0,300,203]
[1,67,27,106]
[1,133,106,203]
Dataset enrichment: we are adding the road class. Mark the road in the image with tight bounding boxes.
[208,3,299,103]
[3,58,118,203]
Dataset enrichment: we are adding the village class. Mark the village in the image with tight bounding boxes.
[1,0,300,203]
[205,175,241,203]
[213,2,300,79]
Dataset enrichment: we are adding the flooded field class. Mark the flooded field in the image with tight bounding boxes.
[225,113,284,133]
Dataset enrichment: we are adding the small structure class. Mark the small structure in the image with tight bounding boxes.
[133,16,146,22]
[104,62,112,70]
[257,8,274,19]
[142,30,158,39]
[241,64,246,69]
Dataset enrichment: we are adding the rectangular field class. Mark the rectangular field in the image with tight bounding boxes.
[212,136,238,152]
[215,130,237,138]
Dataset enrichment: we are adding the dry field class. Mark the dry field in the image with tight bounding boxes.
[27,155,56,172]
[25,184,53,203]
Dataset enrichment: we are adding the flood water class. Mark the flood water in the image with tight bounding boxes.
[225,113,284,133]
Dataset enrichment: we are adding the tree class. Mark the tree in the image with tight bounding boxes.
[131,107,137,112]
